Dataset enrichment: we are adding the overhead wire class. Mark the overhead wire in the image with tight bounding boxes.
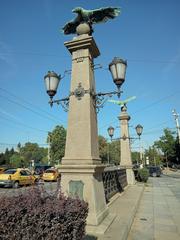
[0,115,48,133]
[1,51,179,64]
[99,90,179,131]
[0,88,65,124]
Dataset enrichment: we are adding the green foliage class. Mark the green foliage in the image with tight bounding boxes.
[137,168,149,182]
[0,148,15,166]
[144,147,162,166]
[48,125,66,165]
[98,137,120,165]
[9,153,24,168]
[0,153,6,166]
[20,142,47,165]
[0,143,48,168]
[98,135,108,163]
[131,151,140,164]
[154,128,177,163]
[109,140,120,165]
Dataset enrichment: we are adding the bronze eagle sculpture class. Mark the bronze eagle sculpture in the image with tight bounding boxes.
[62,7,121,35]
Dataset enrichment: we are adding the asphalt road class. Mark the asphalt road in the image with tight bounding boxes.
[0,181,60,197]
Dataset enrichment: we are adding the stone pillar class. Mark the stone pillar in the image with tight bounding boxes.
[119,105,135,185]
[59,33,110,232]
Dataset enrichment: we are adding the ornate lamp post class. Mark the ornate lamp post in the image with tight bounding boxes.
[43,6,124,234]
[108,105,143,184]
[44,57,127,111]
[135,124,143,165]
[107,126,115,165]
[119,107,141,184]
[44,30,126,233]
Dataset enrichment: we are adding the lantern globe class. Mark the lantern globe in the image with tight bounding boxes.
[135,124,143,137]
[44,71,60,97]
[109,57,127,89]
[107,126,115,139]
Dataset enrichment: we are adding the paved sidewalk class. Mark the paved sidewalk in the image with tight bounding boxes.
[96,183,144,240]
[128,174,180,240]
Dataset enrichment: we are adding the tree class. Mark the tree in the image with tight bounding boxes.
[0,153,6,166]
[154,128,177,165]
[0,148,15,166]
[131,151,140,164]
[48,125,66,165]
[109,140,120,165]
[98,135,108,163]
[17,142,21,153]
[20,142,47,166]
[10,153,24,168]
[98,136,120,165]
[144,147,162,166]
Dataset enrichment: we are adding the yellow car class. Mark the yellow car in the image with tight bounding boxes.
[0,168,37,188]
[42,168,60,182]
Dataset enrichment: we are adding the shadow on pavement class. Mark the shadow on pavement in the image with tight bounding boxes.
[84,235,97,240]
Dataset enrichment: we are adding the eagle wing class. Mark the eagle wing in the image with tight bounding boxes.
[62,16,80,35]
[87,7,121,24]
[62,20,79,35]
[122,96,136,104]
[108,100,122,105]
[108,96,136,106]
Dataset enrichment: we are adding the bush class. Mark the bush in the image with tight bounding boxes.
[0,187,88,240]
[137,168,149,182]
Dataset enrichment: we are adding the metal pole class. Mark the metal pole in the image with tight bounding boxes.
[166,153,169,170]
[107,142,110,165]
[47,133,51,165]
[139,139,142,167]
[172,109,180,144]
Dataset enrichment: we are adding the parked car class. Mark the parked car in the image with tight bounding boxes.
[0,168,37,188]
[42,168,60,182]
[0,168,5,174]
[148,166,161,177]
[34,165,52,176]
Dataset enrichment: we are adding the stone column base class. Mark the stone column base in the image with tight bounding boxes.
[59,164,109,226]
[121,165,135,185]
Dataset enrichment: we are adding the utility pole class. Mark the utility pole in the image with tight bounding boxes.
[47,132,51,165]
[172,109,180,144]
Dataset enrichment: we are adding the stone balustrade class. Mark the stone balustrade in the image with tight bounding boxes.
[102,166,127,202]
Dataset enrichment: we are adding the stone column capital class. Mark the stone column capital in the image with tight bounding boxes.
[64,35,100,58]
[118,114,131,121]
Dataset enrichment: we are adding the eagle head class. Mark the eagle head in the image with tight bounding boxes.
[72,7,83,14]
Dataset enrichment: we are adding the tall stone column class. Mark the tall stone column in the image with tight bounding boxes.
[59,32,111,233]
[119,105,135,185]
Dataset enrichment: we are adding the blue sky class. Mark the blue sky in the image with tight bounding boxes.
[0,0,180,152]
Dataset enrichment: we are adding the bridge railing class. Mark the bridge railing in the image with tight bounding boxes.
[102,166,127,203]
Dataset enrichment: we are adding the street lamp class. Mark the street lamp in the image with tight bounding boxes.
[109,57,127,96]
[107,126,115,141]
[135,124,143,166]
[44,71,61,98]
[44,57,127,111]
[108,124,143,141]
[107,126,115,165]
[135,124,143,139]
